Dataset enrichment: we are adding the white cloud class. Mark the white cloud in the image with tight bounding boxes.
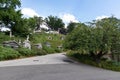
[96,15,109,20]
[59,13,79,27]
[21,8,39,17]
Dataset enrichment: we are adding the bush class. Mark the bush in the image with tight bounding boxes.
[0,33,11,44]
[16,48,34,57]
[0,46,21,60]
[54,48,62,53]
[33,48,47,55]
[43,46,55,54]
[100,61,120,71]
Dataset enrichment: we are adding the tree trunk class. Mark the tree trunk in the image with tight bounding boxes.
[90,51,105,63]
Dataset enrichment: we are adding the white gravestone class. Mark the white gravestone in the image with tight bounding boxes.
[23,35,31,49]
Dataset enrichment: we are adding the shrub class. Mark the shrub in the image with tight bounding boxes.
[0,46,21,60]
[54,48,61,53]
[33,48,47,55]
[16,48,34,57]
[0,33,11,44]
[43,46,55,54]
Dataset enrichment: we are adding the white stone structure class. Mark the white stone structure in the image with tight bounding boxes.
[34,43,42,49]
[23,40,31,49]
[23,35,31,49]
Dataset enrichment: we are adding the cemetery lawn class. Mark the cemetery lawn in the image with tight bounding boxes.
[0,32,65,61]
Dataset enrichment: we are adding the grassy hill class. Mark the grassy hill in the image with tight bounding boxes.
[30,32,65,54]
[0,32,65,61]
[30,33,64,47]
[0,32,64,48]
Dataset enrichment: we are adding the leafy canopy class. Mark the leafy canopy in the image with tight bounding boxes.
[64,17,120,62]
[45,15,65,31]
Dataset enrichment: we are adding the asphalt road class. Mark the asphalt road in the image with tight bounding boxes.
[0,53,120,80]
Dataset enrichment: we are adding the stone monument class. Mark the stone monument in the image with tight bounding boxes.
[23,35,31,49]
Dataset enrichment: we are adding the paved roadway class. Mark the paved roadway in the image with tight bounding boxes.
[0,53,120,80]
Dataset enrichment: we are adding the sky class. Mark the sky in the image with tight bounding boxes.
[20,0,120,24]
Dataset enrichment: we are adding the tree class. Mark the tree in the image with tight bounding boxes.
[64,16,120,63]
[59,28,67,35]
[0,0,21,25]
[67,22,79,33]
[0,0,26,36]
[45,15,65,31]
[0,0,44,37]
[64,23,90,51]
[23,16,43,30]
[94,16,120,62]
[34,16,44,30]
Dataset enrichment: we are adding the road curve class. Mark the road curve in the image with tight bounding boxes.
[0,53,72,67]
[0,53,120,80]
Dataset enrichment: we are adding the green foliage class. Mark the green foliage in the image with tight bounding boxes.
[45,15,65,31]
[64,17,120,62]
[16,48,34,57]
[64,23,90,52]
[43,46,56,54]
[32,46,47,55]
[0,32,26,45]
[67,51,120,71]
[33,49,47,55]
[54,48,62,53]
[34,16,44,29]
[30,33,63,47]
[30,33,64,53]
[0,46,21,60]
[0,33,10,43]
[67,22,79,33]
[0,0,21,9]
[0,0,36,37]
[0,0,21,26]
[12,17,32,37]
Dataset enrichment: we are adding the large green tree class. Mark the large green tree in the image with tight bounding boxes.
[0,0,21,25]
[12,16,43,37]
[64,17,120,63]
[0,0,42,37]
[45,15,65,31]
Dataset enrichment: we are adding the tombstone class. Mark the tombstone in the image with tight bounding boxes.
[45,42,51,47]
[23,36,31,49]
[34,43,42,49]
[23,40,31,49]
[2,41,20,49]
